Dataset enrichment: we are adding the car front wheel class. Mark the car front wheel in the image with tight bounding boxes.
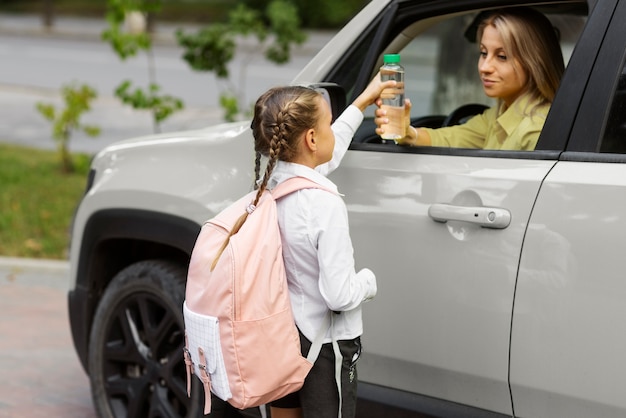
[87,259,201,418]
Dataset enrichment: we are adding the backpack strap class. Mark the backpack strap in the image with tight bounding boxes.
[197,347,213,415]
[306,311,343,418]
[331,318,343,418]
[271,176,335,200]
[183,333,193,397]
[274,176,342,417]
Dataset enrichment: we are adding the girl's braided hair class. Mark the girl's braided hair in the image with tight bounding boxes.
[211,86,321,270]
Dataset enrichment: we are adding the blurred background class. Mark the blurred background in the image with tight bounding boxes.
[0,0,370,260]
[0,0,369,28]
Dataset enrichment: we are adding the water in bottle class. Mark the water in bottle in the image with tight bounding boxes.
[379,54,405,142]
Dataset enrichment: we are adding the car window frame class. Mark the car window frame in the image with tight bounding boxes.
[599,62,626,153]
[323,3,398,107]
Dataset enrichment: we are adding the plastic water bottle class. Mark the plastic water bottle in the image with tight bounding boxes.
[379,54,405,142]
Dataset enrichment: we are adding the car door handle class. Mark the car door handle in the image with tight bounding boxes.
[428,204,511,229]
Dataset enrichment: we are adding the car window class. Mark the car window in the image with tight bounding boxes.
[600,62,626,153]
[350,5,586,150]
[383,14,495,119]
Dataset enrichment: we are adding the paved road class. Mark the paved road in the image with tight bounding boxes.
[0,257,96,418]
[0,13,334,154]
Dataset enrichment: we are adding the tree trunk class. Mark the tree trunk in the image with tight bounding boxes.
[42,0,54,29]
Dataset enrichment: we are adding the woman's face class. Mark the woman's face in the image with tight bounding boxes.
[478,24,528,106]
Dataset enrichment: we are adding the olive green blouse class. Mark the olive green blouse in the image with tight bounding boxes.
[423,96,550,151]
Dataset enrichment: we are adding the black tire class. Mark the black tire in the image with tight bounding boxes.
[88,259,202,418]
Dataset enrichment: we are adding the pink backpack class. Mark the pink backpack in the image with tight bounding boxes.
[183,176,333,414]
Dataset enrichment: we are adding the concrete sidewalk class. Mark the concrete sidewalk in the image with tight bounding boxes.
[0,256,95,417]
[0,256,68,271]
[0,12,334,55]
[0,13,114,42]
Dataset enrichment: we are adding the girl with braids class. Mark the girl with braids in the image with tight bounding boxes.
[248,76,393,418]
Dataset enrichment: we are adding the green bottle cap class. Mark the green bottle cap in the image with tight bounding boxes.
[383,54,401,63]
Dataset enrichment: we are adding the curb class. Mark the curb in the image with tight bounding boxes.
[0,256,69,273]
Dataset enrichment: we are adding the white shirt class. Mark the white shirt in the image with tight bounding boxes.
[268,105,377,342]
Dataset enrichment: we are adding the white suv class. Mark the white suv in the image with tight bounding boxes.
[68,0,626,417]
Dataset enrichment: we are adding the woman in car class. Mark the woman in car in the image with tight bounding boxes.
[375,7,565,150]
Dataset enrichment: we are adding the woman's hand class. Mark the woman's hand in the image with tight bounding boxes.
[374,99,429,146]
[375,98,414,144]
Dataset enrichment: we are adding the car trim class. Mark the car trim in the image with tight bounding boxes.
[359,382,510,418]
[539,0,617,151]
[567,0,625,152]
[349,142,563,160]
[348,2,400,104]
[560,151,626,163]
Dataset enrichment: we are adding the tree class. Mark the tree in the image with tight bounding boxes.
[102,0,183,133]
[176,0,306,122]
[36,83,101,173]
[42,0,54,28]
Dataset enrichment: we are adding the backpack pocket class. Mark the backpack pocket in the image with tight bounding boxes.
[183,302,232,401]
[231,307,313,406]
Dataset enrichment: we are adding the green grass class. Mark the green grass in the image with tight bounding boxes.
[0,143,91,259]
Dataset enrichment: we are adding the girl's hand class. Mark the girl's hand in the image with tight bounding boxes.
[353,72,397,112]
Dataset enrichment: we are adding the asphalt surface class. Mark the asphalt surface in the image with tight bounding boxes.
[0,13,334,418]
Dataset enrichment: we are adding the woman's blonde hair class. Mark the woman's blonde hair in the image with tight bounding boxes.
[477,7,565,110]
[211,86,322,270]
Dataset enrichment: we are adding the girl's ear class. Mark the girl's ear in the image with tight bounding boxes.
[303,128,317,152]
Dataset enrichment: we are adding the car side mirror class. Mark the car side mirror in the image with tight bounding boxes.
[306,83,347,122]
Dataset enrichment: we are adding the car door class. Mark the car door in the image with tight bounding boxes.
[323,0,594,415]
[510,0,626,416]
[333,151,553,416]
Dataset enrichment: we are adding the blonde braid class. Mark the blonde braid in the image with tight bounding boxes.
[254,151,262,190]
[211,87,321,271]
[210,111,286,271]
[253,109,286,204]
